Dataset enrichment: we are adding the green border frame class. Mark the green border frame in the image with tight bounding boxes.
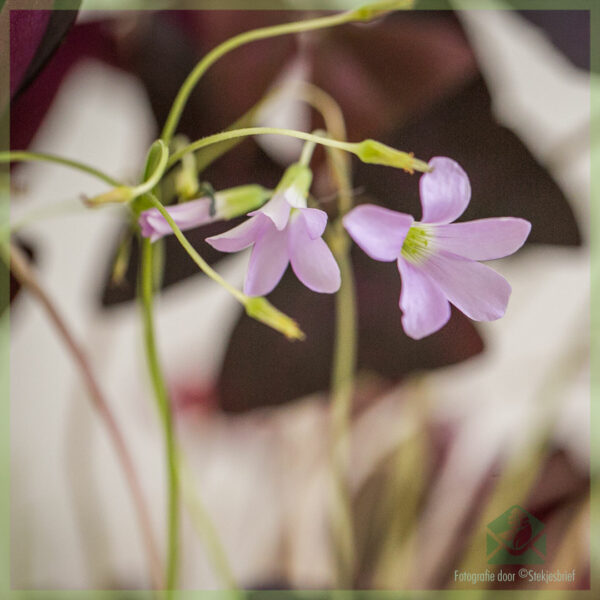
[1,0,597,598]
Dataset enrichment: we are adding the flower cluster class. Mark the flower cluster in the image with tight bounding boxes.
[139,156,530,339]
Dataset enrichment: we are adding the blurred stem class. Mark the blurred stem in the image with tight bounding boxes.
[146,195,246,304]
[193,81,350,178]
[168,127,357,170]
[0,150,121,186]
[178,454,240,595]
[324,89,357,587]
[161,9,364,145]
[330,238,358,589]
[140,237,180,593]
[3,240,163,590]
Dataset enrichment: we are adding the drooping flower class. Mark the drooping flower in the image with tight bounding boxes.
[138,184,270,243]
[343,157,531,339]
[206,163,341,296]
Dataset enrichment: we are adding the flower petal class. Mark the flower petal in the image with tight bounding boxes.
[206,213,267,253]
[343,204,414,262]
[420,250,511,321]
[244,225,289,296]
[289,215,341,293]
[139,197,213,242]
[397,258,451,339]
[298,207,328,239]
[431,217,531,260]
[420,157,471,224]
[249,191,291,230]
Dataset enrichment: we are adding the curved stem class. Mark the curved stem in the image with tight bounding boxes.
[161,10,358,145]
[4,241,163,590]
[146,195,246,305]
[140,237,180,593]
[0,151,121,186]
[168,127,356,170]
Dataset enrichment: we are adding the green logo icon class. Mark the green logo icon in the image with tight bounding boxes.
[487,505,546,564]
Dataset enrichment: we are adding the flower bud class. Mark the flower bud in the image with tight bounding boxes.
[354,139,430,173]
[245,297,305,341]
[350,0,413,23]
[219,185,271,219]
[274,163,313,208]
[85,186,136,206]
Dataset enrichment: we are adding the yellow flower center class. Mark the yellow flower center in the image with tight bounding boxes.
[401,225,431,261]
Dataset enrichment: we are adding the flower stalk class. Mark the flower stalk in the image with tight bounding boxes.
[140,236,180,593]
[145,194,304,340]
[161,1,414,145]
[3,240,163,590]
[167,127,429,175]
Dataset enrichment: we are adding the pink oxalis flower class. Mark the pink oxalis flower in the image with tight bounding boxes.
[343,157,531,340]
[139,184,269,243]
[206,164,341,296]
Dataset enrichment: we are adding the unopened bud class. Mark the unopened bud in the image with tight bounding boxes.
[85,186,136,206]
[354,139,430,173]
[350,0,413,23]
[245,297,305,341]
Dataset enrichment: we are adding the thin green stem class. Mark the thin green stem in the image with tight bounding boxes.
[133,140,169,198]
[140,237,180,593]
[161,10,359,145]
[144,196,304,340]
[178,453,240,595]
[146,195,246,305]
[0,150,121,186]
[168,127,356,170]
[318,91,357,587]
[299,138,318,167]
[329,234,358,589]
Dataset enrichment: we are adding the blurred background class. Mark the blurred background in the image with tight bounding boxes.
[6,0,592,593]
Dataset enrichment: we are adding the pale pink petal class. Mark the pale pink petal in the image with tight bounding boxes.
[244,225,289,296]
[397,258,451,339]
[420,250,511,321]
[431,218,531,260]
[343,204,414,262]
[420,157,471,224]
[206,214,268,253]
[289,215,340,293]
[139,197,213,242]
[249,191,290,230]
[298,207,328,239]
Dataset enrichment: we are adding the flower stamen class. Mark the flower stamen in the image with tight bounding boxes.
[401,225,430,261]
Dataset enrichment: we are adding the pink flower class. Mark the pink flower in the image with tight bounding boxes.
[139,185,270,243]
[343,157,531,339]
[139,197,217,243]
[206,164,341,296]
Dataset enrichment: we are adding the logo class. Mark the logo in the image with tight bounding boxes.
[486,505,546,564]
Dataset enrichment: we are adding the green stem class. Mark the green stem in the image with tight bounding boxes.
[168,127,356,170]
[144,195,304,340]
[0,150,121,186]
[178,454,240,595]
[330,234,358,588]
[161,10,360,145]
[299,137,318,167]
[140,237,180,592]
[146,195,246,304]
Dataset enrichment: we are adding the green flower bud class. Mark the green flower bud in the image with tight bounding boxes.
[350,0,413,23]
[218,184,271,219]
[85,186,136,206]
[245,297,305,341]
[354,139,430,173]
